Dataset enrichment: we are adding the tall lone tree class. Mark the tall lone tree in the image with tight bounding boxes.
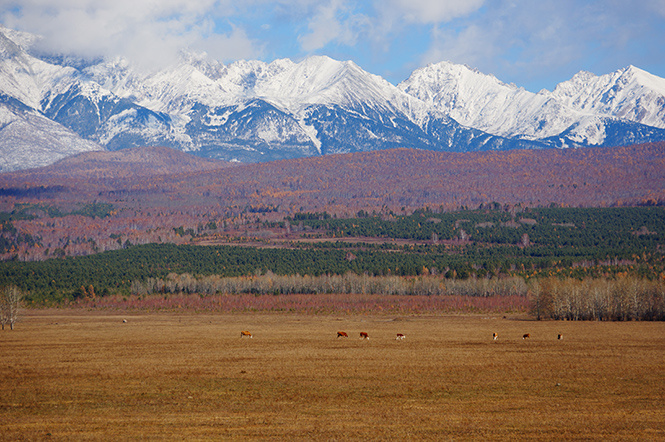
[1,285,23,330]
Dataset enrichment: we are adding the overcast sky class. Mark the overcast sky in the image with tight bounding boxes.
[2,0,665,92]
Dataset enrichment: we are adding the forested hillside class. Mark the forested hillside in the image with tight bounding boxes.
[1,143,664,319]
[1,143,664,261]
[1,205,663,310]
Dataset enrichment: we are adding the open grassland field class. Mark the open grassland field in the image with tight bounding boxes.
[1,312,664,440]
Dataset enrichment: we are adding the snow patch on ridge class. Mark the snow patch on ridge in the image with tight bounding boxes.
[298,118,322,153]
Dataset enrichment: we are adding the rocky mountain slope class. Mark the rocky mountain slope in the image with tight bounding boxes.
[398,62,665,146]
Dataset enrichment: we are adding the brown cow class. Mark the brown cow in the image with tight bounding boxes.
[396,333,405,340]
[492,332,498,340]
[240,330,253,338]
[337,331,349,338]
[522,333,530,339]
[557,333,563,340]
[359,332,369,340]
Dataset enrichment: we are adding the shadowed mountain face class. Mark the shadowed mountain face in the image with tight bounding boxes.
[2,25,665,172]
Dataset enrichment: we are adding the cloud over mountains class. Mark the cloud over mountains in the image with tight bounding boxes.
[2,1,665,91]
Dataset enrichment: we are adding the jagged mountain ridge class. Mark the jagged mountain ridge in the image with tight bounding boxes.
[78,53,533,160]
[0,30,104,172]
[1,25,665,171]
[0,93,102,172]
[398,62,665,146]
[552,66,665,129]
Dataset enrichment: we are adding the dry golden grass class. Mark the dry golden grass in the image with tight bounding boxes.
[1,310,664,440]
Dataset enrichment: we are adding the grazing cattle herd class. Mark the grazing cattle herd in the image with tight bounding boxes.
[238,330,564,341]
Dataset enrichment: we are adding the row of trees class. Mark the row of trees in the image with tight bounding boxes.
[3,240,664,303]
[4,260,665,321]
[130,271,530,298]
[127,271,665,320]
[529,276,665,321]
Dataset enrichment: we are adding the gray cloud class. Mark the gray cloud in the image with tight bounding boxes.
[0,0,262,69]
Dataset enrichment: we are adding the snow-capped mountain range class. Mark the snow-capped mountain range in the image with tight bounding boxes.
[1,25,665,172]
[399,62,665,145]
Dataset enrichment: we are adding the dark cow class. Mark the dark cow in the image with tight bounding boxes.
[337,331,349,338]
[396,333,405,340]
[557,333,563,340]
[492,332,498,340]
[359,332,369,340]
[522,333,530,339]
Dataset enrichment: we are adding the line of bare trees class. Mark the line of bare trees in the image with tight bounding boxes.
[130,271,530,298]
[1,285,22,330]
[528,277,665,321]
[128,272,665,321]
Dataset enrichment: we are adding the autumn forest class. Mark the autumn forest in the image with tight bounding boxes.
[1,143,664,319]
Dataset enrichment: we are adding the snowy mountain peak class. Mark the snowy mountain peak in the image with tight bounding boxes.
[618,65,665,92]
[401,61,517,96]
[0,25,40,53]
[552,65,665,129]
[554,65,665,97]
[399,60,555,138]
[255,56,374,103]
[1,25,665,172]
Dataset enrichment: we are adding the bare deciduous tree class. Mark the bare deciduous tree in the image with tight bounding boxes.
[1,285,23,330]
